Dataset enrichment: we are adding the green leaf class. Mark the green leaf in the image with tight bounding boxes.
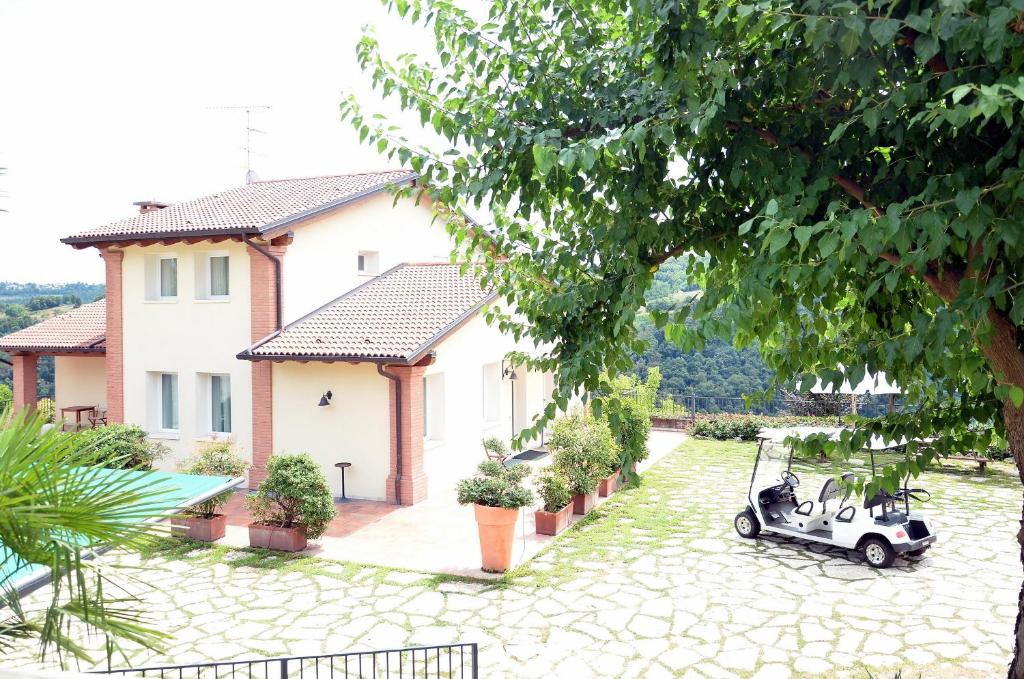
[765,199,778,216]
[818,232,841,258]
[954,188,980,215]
[1011,386,1024,408]
[794,225,813,252]
[869,18,901,46]
[532,143,557,176]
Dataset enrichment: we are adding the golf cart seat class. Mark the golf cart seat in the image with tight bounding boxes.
[818,472,855,515]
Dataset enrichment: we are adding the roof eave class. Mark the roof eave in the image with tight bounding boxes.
[0,346,106,356]
[235,351,415,365]
[60,227,260,248]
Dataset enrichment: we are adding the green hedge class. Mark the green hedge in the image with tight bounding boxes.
[692,414,840,441]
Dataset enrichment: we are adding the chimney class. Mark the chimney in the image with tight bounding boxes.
[132,200,169,215]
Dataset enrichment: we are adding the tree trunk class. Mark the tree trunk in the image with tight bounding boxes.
[1007,399,1024,679]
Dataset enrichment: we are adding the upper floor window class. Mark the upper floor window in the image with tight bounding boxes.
[145,255,178,301]
[196,252,230,300]
[357,250,379,275]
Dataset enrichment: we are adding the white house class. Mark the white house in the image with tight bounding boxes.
[0,171,553,503]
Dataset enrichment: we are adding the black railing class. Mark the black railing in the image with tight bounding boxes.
[636,391,899,424]
[94,644,479,679]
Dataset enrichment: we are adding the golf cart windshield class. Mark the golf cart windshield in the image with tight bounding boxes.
[751,427,841,493]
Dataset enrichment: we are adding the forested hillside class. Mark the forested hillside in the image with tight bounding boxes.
[0,282,106,400]
[631,259,773,399]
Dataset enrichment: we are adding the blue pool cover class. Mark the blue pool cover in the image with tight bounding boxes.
[1,468,244,596]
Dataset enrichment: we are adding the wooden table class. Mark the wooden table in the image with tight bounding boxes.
[60,405,95,431]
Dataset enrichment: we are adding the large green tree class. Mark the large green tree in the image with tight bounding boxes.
[345,0,1024,674]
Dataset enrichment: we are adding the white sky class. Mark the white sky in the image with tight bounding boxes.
[0,0,454,283]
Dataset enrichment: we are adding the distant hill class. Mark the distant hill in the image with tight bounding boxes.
[0,282,106,400]
[630,258,773,400]
[0,281,104,306]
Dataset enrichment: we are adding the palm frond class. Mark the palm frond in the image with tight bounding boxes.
[0,407,181,665]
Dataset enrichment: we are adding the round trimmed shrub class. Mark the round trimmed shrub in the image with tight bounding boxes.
[179,440,250,518]
[246,453,336,539]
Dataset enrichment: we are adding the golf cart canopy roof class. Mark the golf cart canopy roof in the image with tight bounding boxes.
[756,427,913,451]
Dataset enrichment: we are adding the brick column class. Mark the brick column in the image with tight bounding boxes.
[101,248,124,423]
[248,244,287,488]
[385,364,428,505]
[11,354,38,413]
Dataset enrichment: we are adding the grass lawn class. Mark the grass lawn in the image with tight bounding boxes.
[6,438,1020,678]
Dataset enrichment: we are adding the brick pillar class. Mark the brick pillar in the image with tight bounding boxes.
[11,354,38,413]
[248,244,287,488]
[385,364,428,505]
[101,248,124,423]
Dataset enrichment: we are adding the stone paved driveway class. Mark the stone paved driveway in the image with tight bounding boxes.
[7,439,1020,678]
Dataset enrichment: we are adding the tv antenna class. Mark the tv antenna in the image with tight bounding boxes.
[207,105,271,184]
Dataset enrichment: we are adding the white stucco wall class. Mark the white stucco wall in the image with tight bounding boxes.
[271,361,390,501]
[120,241,253,468]
[281,192,452,324]
[421,313,553,492]
[53,356,106,428]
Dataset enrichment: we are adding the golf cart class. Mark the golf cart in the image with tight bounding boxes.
[734,427,937,568]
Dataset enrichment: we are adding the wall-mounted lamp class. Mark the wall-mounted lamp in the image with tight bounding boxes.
[501,359,518,380]
[318,390,333,407]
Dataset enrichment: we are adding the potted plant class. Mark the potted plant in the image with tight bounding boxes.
[550,412,620,514]
[174,440,249,541]
[246,453,336,552]
[457,460,533,572]
[481,436,510,464]
[534,467,573,536]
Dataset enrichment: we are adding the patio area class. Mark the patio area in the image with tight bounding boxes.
[217,430,687,577]
[5,436,1018,678]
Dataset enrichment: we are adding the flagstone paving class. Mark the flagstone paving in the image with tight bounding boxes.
[6,439,1020,678]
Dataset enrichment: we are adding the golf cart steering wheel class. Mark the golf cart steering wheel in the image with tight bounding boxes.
[781,470,800,488]
[894,488,931,503]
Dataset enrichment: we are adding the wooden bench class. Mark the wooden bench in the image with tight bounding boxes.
[945,455,988,471]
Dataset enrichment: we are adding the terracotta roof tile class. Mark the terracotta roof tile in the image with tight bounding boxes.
[0,300,106,353]
[242,264,495,362]
[63,171,417,244]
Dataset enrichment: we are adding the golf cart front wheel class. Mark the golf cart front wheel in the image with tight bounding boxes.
[862,537,896,568]
[735,509,761,538]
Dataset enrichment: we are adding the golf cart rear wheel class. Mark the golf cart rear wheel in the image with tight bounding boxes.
[735,509,760,538]
[907,546,930,557]
[862,537,896,568]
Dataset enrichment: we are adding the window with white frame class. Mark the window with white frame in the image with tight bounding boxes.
[195,252,230,300]
[423,373,445,441]
[145,255,178,300]
[158,373,179,431]
[210,374,232,433]
[357,250,380,275]
[482,363,501,423]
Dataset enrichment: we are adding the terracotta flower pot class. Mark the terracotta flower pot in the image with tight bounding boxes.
[572,491,597,515]
[248,523,307,552]
[473,504,519,572]
[534,503,573,536]
[172,514,226,542]
[598,470,620,497]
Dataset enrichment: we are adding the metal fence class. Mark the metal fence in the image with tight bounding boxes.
[644,392,898,424]
[93,644,479,679]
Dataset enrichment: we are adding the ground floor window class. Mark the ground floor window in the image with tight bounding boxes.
[482,363,501,423]
[159,373,178,431]
[210,374,232,433]
[423,373,445,441]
